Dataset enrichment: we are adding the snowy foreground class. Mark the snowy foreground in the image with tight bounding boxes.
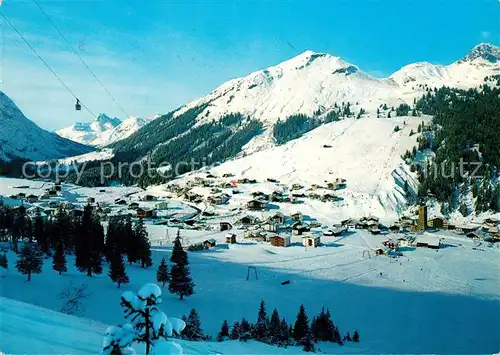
[1,177,499,354]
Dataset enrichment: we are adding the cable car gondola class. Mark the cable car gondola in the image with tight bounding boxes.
[75,98,81,111]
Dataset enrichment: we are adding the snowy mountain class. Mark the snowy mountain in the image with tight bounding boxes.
[0,91,93,162]
[174,43,499,127]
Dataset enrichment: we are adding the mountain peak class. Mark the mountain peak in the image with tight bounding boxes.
[96,113,121,127]
[459,43,500,64]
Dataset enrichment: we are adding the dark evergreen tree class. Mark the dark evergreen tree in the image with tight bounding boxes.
[253,300,269,341]
[302,333,315,352]
[239,317,252,341]
[156,257,170,287]
[135,218,152,268]
[230,321,240,340]
[33,216,49,255]
[217,320,229,342]
[168,262,194,300]
[75,205,104,277]
[170,229,188,266]
[182,309,204,341]
[16,243,43,281]
[52,240,67,275]
[293,304,310,342]
[268,308,281,344]
[109,249,129,288]
[352,330,360,342]
[122,216,137,264]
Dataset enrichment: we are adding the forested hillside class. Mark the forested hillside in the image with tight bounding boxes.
[413,85,500,214]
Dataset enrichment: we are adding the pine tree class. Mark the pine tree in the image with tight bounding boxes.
[182,309,204,341]
[0,253,8,269]
[135,218,152,268]
[302,332,315,352]
[239,317,252,341]
[168,262,194,300]
[253,300,269,341]
[230,321,240,340]
[75,205,104,277]
[16,243,43,281]
[123,216,138,264]
[109,250,129,288]
[52,240,67,275]
[156,257,170,287]
[268,309,281,344]
[352,330,360,342]
[217,320,229,342]
[293,304,310,341]
[170,229,188,266]
[279,318,291,346]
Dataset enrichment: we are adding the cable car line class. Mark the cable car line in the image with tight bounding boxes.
[32,0,130,119]
[0,10,96,117]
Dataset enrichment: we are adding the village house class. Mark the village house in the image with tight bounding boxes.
[270,212,286,225]
[466,232,480,241]
[184,191,203,203]
[143,194,156,202]
[246,199,268,211]
[26,194,38,204]
[331,227,347,236]
[415,235,440,249]
[428,216,448,229]
[239,215,258,226]
[374,248,385,255]
[225,233,237,244]
[483,218,499,228]
[220,221,233,231]
[207,193,231,205]
[382,239,398,250]
[129,202,140,210]
[203,239,217,249]
[269,235,291,247]
[87,197,96,204]
[290,212,303,222]
[136,208,153,219]
[222,173,234,178]
[47,190,57,197]
[302,235,321,248]
[292,222,310,235]
[261,221,279,233]
[115,198,127,205]
[291,183,304,191]
[17,192,26,199]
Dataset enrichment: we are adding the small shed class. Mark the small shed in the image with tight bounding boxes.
[269,235,291,247]
[203,239,217,249]
[302,235,321,248]
[226,233,237,244]
[220,221,233,231]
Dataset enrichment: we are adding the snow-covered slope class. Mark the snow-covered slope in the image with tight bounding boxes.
[57,114,151,147]
[0,91,93,162]
[391,43,500,89]
[174,43,498,127]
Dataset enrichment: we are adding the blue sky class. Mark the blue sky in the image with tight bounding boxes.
[1,0,499,130]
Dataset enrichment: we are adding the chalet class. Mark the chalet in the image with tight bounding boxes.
[415,235,440,249]
[115,198,127,205]
[207,193,231,205]
[466,232,480,240]
[222,173,235,178]
[331,227,347,236]
[456,225,477,234]
[156,201,169,210]
[202,210,215,217]
[428,217,448,229]
[203,239,216,249]
[270,212,286,225]
[143,195,155,202]
[291,183,304,191]
[261,221,278,233]
[302,235,321,248]
[374,248,385,255]
[292,192,306,198]
[246,199,268,211]
[267,178,278,183]
[129,202,140,210]
[397,237,409,247]
[388,225,401,232]
[226,233,237,244]
[220,222,233,231]
[483,218,499,228]
[290,212,303,222]
[341,219,352,227]
[26,194,38,203]
[184,191,203,203]
[239,215,258,226]
[292,222,310,235]
[269,235,291,247]
[206,172,217,179]
[232,189,241,195]
[369,228,381,235]
[17,192,26,199]
[136,208,153,219]
[48,190,57,197]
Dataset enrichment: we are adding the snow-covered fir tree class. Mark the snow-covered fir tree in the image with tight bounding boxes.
[156,257,169,287]
[109,250,129,288]
[216,320,229,342]
[253,300,269,342]
[119,283,186,355]
[168,230,194,300]
[16,242,44,281]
